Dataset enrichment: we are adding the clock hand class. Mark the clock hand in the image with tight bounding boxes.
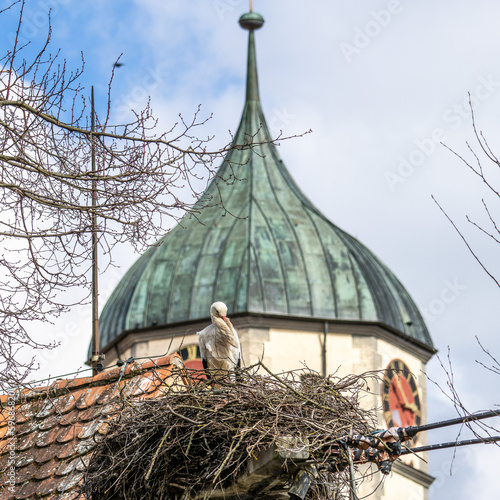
[394,375,416,413]
[404,402,419,413]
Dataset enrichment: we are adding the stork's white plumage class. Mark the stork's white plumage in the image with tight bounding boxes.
[197,301,241,379]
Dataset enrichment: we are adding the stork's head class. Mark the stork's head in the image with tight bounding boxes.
[210,301,228,321]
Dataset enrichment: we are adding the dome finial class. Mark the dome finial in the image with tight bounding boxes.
[239,10,264,30]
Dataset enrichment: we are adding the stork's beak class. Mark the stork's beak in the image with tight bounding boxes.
[221,316,226,320]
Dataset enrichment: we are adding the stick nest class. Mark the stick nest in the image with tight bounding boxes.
[83,364,377,499]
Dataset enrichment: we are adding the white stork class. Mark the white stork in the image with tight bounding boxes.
[197,301,241,380]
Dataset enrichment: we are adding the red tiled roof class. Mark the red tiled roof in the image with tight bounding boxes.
[0,354,186,499]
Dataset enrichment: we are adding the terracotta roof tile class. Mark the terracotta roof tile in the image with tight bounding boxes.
[152,354,179,369]
[14,403,36,424]
[16,429,38,451]
[91,365,120,383]
[59,409,80,427]
[36,427,62,448]
[55,456,79,477]
[35,475,60,496]
[94,384,117,405]
[123,361,142,377]
[56,439,97,461]
[52,391,80,415]
[34,459,60,481]
[35,398,57,419]
[129,372,156,396]
[56,422,85,444]
[38,413,62,432]
[96,420,110,436]
[75,387,103,410]
[77,420,101,440]
[0,353,184,499]
[56,441,79,460]
[14,420,37,438]
[14,451,34,468]
[15,462,38,484]
[98,401,122,417]
[77,406,100,423]
[55,455,89,477]
[32,444,60,464]
[47,379,69,392]
[13,480,39,499]
[56,471,84,493]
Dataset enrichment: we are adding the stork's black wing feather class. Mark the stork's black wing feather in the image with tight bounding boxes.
[202,357,211,380]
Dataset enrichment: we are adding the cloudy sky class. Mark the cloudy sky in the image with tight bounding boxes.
[3,0,500,497]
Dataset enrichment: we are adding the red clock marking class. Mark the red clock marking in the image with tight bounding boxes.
[389,374,417,427]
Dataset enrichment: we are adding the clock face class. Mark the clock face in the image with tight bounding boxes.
[382,359,422,432]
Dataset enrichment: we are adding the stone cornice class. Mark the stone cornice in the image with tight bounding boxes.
[98,313,436,365]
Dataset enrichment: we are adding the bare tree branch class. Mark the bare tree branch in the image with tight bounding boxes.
[431,196,500,288]
[0,1,293,390]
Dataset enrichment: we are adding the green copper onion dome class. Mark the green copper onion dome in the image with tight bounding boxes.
[97,13,433,350]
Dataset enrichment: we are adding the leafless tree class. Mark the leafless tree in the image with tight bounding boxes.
[0,1,263,390]
[435,95,500,288]
[428,342,499,448]
[429,98,500,463]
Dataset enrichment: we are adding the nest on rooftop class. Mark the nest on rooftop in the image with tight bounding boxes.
[82,363,378,500]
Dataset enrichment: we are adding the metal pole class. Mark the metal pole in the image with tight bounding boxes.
[402,435,500,455]
[322,321,328,378]
[347,448,358,500]
[404,410,500,438]
[90,86,100,376]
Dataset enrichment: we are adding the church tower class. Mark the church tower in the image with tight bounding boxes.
[94,10,435,499]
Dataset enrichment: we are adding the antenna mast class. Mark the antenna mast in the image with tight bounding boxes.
[90,87,102,376]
